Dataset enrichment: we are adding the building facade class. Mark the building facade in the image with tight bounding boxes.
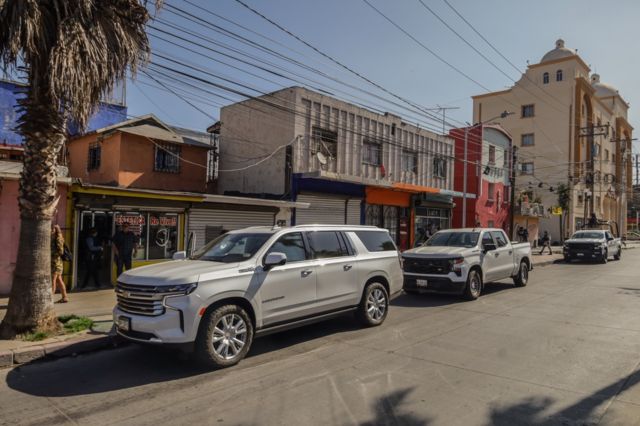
[450,125,513,232]
[218,86,458,249]
[472,39,633,239]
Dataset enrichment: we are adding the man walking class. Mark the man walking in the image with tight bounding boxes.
[113,222,138,277]
[539,230,552,255]
[81,228,103,289]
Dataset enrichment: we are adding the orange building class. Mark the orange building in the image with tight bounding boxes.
[67,115,215,193]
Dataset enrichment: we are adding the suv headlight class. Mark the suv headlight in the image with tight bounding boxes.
[156,283,198,294]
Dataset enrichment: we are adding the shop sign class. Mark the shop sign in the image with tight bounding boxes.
[115,215,146,225]
[149,216,177,226]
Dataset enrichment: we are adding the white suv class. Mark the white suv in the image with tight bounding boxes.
[113,225,402,368]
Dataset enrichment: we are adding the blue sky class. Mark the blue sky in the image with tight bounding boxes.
[128,0,640,155]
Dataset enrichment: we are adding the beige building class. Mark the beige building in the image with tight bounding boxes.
[472,39,633,240]
[218,86,457,250]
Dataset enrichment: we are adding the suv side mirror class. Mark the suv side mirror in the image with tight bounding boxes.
[264,252,287,269]
[483,243,497,253]
[172,251,187,260]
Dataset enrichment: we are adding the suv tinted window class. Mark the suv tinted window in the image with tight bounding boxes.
[308,231,347,259]
[482,232,495,246]
[355,231,396,252]
[490,231,508,247]
[266,232,307,263]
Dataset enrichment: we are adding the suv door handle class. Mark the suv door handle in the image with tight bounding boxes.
[508,250,513,255]
[343,264,353,271]
[301,269,313,277]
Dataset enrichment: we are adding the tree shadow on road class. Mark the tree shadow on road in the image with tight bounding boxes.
[361,387,431,426]
[488,368,640,425]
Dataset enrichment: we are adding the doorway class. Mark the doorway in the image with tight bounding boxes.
[75,210,114,290]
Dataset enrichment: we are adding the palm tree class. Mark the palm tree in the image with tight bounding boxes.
[0,0,161,338]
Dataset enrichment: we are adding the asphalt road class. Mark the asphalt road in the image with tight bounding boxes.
[2,252,640,425]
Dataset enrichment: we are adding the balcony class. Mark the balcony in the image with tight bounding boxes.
[516,202,545,217]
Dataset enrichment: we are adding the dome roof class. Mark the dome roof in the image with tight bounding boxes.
[590,74,619,98]
[540,39,576,63]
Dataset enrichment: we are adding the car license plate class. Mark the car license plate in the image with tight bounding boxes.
[116,315,131,332]
[577,253,584,257]
[416,279,428,288]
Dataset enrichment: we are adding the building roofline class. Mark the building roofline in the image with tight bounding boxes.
[527,54,590,71]
[471,88,512,100]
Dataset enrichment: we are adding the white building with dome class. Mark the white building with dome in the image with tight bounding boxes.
[472,39,633,241]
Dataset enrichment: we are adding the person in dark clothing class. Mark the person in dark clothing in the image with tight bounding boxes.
[517,226,525,242]
[81,228,103,289]
[113,223,138,277]
[588,213,598,229]
[539,231,552,255]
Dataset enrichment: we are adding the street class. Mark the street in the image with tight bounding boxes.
[1,252,640,425]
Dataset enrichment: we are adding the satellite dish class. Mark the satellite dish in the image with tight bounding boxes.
[316,151,328,165]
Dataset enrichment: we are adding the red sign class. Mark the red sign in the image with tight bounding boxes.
[115,215,145,226]
[149,216,177,227]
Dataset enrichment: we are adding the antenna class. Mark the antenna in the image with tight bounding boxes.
[316,151,328,166]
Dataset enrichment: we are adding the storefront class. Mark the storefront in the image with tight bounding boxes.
[71,185,201,288]
[364,187,412,251]
[413,192,455,246]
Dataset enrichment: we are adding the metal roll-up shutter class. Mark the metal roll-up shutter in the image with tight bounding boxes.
[295,193,363,225]
[346,198,363,225]
[189,208,275,249]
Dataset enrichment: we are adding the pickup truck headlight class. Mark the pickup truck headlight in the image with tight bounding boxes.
[450,257,464,275]
[156,283,198,295]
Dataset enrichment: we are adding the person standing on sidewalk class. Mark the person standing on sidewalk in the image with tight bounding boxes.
[539,231,552,255]
[113,223,138,277]
[81,228,103,289]
[51,225,69,303]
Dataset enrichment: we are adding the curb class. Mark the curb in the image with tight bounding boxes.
[0,333,126,369]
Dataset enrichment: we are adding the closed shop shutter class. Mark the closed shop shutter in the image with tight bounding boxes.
[295,193,363,225]
[188,208,275,249]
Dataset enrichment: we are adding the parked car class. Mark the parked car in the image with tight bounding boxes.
[402,228,533,300]
[563,229,622,263]
[113,225,403,368]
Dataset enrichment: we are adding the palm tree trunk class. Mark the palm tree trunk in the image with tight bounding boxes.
[0,87,65,339]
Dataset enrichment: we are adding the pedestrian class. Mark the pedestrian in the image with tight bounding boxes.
[113,222,138,277]
[51,224,68,303]
[588,213,598,229]
[81,227,103,289]
[523,227,529,244]
[517,226,524,242]
[539,231,552,255]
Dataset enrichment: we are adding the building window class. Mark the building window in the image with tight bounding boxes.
[488,145,496,165]
[488,182,496,201]
[521,133,535,147]
[88,143,101,170]
[556,69,563,82]
[401,150,418,173]
[362,139,382,166]
[605,149,610,161]
[543,72,549,84]
[521,104,535,118]
[612,154,616,164]
[115,213,179,261]
[521,162,534,175]
[154,143,181,173]
[312,126,338,159]
[433,156,447,178]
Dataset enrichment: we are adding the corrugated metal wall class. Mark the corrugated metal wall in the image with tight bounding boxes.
[295,193,362,225]
[188,208,276,249]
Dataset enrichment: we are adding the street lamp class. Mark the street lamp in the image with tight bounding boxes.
[462,110,514,227]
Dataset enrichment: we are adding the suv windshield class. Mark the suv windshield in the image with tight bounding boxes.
[191,232,273,263]
[426,232,480,248]
[571,232,604,239]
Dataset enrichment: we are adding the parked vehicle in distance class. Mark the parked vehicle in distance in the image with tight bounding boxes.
[563,229,622,263]
[113,225,403,368]
[402,228,532,300]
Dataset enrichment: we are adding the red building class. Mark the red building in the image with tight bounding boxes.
[450,125,512,231]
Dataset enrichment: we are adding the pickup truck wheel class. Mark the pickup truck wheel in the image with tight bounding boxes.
[357,283,389,327]
[195,305,254,369]
[614,248,621,261]
[601,249,608,264]
[463,270,482,300]
[513,261,529,287]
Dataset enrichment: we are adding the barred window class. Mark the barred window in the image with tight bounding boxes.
[312,126,337,159]
[88,143,101,170]
[401,150,418,173]
[362,139,382,166]
[433,156,447,178]
[154,143,181,173]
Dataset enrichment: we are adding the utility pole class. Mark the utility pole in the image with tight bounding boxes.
[578,123,609,220]
[509,146,518,240]
[636,154,639,186]
[462,126,469,227]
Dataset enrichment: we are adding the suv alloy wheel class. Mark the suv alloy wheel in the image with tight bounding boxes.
[196,304,254,368]
[357,282,389,326]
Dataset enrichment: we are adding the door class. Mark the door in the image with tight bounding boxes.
[306,231,359,311]
[258,232,318,326]
[490,230,515,280]
[481,232,501,283]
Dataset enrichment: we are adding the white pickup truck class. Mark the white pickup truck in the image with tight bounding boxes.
[402,228,533,300]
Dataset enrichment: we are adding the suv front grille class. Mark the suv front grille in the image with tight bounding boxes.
[403,257,452,275]
[116,282,165,316]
